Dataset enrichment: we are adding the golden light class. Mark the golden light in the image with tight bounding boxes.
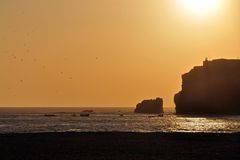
[180,0,223,16]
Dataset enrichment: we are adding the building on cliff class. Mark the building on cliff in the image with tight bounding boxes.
[134,98,163,114]
[174,59,240,114]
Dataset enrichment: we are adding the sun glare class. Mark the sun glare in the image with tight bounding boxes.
[181,0,223,16]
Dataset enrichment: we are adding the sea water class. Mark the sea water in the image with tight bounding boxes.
[0,107,240,133]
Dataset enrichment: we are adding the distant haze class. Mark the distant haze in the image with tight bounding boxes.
[0,0,240,107]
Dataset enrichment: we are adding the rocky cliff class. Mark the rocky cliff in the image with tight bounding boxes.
[135,98,163,114]
[174,59,240,114]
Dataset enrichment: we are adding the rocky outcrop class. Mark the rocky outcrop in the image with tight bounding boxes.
[175,59,240,114]
[135,98,163,114]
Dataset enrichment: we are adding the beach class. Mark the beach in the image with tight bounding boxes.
[0,132,239,160]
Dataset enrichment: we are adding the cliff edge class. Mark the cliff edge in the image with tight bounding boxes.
[135,98,163,114]
[174,59,240,114]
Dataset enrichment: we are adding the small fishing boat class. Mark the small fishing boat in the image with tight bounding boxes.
[80,111,91,117]
[80,113,90,117]
[44,114,56,117]
[148,115,155,118]
[158,113,164,117]
[148,113,163,118]
[71,114,77,117]
[118,111,124,117]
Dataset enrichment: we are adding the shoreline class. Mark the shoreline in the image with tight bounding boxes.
[0,132,239,160]
[1,131,240,135]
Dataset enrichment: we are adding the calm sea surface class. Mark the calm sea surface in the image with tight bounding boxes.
[0,107,240,133]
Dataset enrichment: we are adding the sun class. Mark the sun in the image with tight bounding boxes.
[180,0,223,16]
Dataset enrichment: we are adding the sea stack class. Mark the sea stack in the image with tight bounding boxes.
[174,59,240,114]
[135,98,163,114]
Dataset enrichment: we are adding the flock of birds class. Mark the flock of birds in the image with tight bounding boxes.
[1,10,104,98]
[2,37,96,98]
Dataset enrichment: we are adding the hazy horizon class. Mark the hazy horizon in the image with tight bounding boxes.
[1,0,240,108]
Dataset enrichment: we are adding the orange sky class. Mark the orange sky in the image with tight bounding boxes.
[0,0,239,107]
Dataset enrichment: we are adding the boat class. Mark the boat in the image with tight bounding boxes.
[71,114,77,117]
[44,114,56,117]
[80,113,90,117]
[82,110,94,113]
[118,111,124,117]
[148,115,155,118]
[80,110,91,117]
[148,113,163,118]
[158,113,164,117]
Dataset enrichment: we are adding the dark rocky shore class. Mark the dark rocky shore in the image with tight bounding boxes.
[0,132,239,160]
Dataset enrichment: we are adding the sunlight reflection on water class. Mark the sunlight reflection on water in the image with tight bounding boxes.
[0,113,240,133]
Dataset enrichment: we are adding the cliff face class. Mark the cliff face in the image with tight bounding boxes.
[175,59,240,114]
[135,98,163,114]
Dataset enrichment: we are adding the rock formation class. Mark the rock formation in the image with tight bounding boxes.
[175,59,240,114]
[135,98,163,114]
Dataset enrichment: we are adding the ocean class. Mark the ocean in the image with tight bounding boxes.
[0,107,240,133]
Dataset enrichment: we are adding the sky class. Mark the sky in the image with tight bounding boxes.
[0,0,240,107]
